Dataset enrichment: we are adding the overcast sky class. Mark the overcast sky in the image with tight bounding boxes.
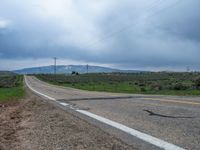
[0,0,200,71]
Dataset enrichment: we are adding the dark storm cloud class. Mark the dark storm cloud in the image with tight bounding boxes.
[90,0,200,68]
[0,0,200,70]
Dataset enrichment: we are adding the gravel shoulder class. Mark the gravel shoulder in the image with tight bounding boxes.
[0,90,136,150]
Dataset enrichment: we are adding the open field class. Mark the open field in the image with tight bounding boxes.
[0,74,24,102]
[36,72,200,96]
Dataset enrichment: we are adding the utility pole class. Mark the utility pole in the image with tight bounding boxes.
[186,66,190,72]
[86,64,89,74]
[54,57,57,81]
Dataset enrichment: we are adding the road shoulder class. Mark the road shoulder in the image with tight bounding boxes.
[0,89,136,150]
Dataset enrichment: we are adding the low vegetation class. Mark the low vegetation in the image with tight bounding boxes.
[36,72,200,96]
[0,73,24,102]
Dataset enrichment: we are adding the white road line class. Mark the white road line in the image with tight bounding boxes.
[25,76,186,150]
[77,110,185,150]
[25,76,56,101]
[59,102,69,106]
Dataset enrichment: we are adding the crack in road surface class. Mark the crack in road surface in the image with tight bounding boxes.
[143,109,195,119]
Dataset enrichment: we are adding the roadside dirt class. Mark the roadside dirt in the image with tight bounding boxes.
[0,90,136,150]
[0,101,21,150]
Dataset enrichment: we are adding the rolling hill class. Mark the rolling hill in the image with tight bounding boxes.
[13,65,142,74]
[14,65,120,74]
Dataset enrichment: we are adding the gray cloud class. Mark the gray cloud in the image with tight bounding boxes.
[0,0,200,71]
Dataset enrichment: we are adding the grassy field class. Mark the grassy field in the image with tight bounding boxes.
[0,74,25,102]
[35,72,200,96]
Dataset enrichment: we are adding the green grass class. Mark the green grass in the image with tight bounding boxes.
[0,87,25,102]
[35,73,200,96]
[0,75,25,102]
[65,82,141,93]
[62,82,200,96]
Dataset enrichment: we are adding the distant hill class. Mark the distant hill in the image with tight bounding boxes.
[0,71,16,76]
[14,65,119,74]
[13,65,142,74]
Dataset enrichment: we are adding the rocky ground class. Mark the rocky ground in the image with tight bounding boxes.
[0,90,136,150]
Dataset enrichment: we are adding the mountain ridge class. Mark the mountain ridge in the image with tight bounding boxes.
[13,65,142,74]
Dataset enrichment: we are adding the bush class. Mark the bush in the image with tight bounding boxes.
[139,83,145,87]
[140,87,146,92]
[151,84,163,91]
[0,76,17,88]
[173,83,188,90]
[194,76,200,89]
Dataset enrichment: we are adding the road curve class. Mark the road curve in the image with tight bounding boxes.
[25,76,200,150]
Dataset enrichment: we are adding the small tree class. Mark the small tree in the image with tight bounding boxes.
[71,71,79,75]
[173,83,188,90]
[140,87,146,92]
[194,76,200,89]
[71,71,76,75]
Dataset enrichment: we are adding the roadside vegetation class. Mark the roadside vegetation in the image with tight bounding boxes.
[0,73,24,102]
[35,72,200,96]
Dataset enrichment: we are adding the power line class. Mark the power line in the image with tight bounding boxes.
[83,0,166,49]
[146,0,183,25]
[84,0,165,48]
[83,0,183,50]
[146,0,164,12]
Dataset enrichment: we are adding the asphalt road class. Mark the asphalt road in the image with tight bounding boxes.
[25,76,200,150]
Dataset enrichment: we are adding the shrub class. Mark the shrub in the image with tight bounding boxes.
[140,87,146,92]
[128,82,132,85]
[173,83,188,90]
[139,83,145,87]
[151,84,163,91]
[194,76,200,89]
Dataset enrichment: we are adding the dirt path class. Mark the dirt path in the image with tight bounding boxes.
[0,90,136,150]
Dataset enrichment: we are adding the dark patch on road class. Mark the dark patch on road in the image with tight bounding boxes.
[143,109,194,119]
[57,96,137,102]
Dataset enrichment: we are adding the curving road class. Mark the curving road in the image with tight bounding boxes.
[25,76,200,150]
